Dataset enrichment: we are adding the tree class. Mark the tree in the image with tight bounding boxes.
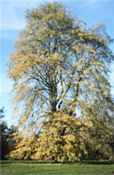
[32,111,92,162]
[81,104,114,160]
[0,108,5,119]
[0,108,18,159]
[8,132,37,160]
[9,2,114,128]
[0,108,9,159]
[9,111,114,161]
[8,111,92,161]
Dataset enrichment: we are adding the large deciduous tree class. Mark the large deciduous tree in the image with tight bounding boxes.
[9,3,114,128]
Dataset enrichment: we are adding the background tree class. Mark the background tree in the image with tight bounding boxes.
[0,108,18,159]
[0,108,9,159]
[9,2,114,129]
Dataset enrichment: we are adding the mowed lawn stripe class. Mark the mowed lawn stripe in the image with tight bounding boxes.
[1,163,114,175]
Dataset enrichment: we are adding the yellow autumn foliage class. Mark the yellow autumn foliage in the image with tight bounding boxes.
[32,111,91,162]
[9,52,45,79]
[7,2,114,162]
[8,111,114,161]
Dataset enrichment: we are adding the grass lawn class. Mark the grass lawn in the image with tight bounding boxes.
[1,162,114,175]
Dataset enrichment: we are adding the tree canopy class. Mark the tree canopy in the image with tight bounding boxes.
[5,2,114,162]
[9,2,114,129]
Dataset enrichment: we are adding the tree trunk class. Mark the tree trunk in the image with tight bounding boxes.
[49,85,58,112]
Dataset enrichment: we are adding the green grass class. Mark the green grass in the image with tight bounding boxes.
[1,162,114,175]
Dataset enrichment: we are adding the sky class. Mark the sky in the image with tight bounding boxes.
[0,0,114,125]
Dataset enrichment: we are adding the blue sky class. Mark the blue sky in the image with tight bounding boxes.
[0,0,114,125]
